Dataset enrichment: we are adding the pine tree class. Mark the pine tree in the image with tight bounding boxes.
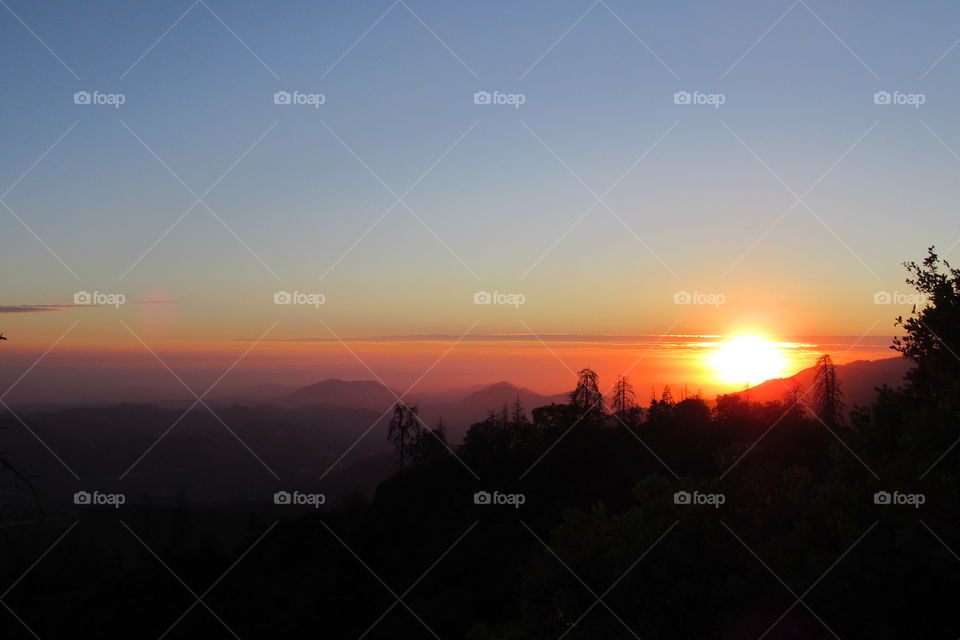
[410,417,449,465]
[647,385,676,423]
[570,368,604,412]
[611,375,636,421]
[511,395,526,426]
[660,385,673,405]
[812,354,844,428]
[388,402,422,469]
[782,379,806,421]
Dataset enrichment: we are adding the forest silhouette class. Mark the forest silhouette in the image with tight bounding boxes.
[1,248,959,638]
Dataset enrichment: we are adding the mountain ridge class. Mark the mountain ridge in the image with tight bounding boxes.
[738,356,912,408]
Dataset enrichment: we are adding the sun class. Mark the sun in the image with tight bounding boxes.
[709,335,787,386]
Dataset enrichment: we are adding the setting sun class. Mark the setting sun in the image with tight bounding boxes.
[709,335,788,386]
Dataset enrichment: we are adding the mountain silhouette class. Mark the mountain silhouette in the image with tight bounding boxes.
[267,379,568,442]
[739,356,912,407]
[417,381,568,441]
[272,378,401,411]
[449,381,566,415]
[0,402,396,508]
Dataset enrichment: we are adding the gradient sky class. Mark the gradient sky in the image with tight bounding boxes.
[1,0,958,399]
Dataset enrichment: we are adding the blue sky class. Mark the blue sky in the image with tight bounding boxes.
[2,0,959,346]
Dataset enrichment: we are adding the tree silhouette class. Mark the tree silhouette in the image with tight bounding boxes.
[660,385,673,405]
[511,395,525,426]
[646,385,675,423]
[387,402,421,469]
[811,353,843,427]
[569,368,603,413]
[893,246,960,406]
[782,378,807,421]
[410,417,449,465]
[611,375,637,422]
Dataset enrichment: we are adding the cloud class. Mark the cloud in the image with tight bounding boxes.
[240,334,716,348]
[0,304,83,314]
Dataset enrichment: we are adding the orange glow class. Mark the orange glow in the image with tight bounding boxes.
[708,335,790,386]
[0,325,889,405]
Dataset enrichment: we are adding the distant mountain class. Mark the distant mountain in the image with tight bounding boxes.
[414,383,492,404]
[261,379,569,442]
[207,383,301,407]
[0,379,575,509]
[419,381,569,442]
[271,379,400,411]
[740,356,913,408]
[454,381,568,416]
[0,402,396,508]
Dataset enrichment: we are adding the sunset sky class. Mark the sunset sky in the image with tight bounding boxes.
[1,0,958,400]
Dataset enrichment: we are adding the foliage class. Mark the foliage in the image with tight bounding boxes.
[387,402,421,469]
